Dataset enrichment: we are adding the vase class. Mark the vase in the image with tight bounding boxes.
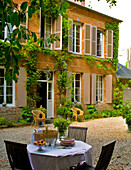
[37,145,43,151]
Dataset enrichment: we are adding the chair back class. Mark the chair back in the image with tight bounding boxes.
[95,140,116,170]
[32,110,45,119]
[4,140,32,170]
[68,126,88,143]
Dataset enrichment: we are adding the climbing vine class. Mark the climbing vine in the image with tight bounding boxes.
[105,22,119,68]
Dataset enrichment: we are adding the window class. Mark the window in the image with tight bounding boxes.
[0,15,12,41]
[72,74,81,103]
[44,17,52,49]
[97,30,104,57]
[0,68,15,106]
[96,75,103,102]
[73,23,81,53]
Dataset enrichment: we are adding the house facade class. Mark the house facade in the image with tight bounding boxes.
[0,0,122,118]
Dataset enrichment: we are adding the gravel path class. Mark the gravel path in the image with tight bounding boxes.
[0,117,131,170]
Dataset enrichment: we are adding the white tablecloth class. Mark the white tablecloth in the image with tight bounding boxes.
[27,141,94,170]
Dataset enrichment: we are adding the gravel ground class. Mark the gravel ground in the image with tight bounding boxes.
[0,116,131,170]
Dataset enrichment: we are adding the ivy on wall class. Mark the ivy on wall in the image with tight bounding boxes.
[105,22,119,68]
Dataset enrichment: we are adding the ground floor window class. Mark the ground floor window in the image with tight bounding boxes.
[72,73,81,103]
[0,68,15,106]
[96,75,103,102]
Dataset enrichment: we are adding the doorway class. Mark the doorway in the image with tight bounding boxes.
[37,72,54,118]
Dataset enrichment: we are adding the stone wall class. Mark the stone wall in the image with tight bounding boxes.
[0,107,22,123]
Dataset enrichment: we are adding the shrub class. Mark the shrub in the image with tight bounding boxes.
[53,117,71,137]
[77,117,83,122]
[5,121,15,127]
[0,117,6,125]
[18,119,28,125]
[21,106,33,122]
[74,104,83,111]
[56,106,72,118]
[86,105,98,114]
[126,114,131,125]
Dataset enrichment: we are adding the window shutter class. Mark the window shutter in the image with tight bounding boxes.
[92,73,96,104]
[66,72,72,101]
[84,73,90,104]
[107,30,113,58]
[54,14,62,50]
[17,67,27,107]
[106,75,112,103]
[92,26,97,56]
[68,18,73,52]
[84,24,91,55]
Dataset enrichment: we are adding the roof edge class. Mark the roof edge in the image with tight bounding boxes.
[66,0,122,23]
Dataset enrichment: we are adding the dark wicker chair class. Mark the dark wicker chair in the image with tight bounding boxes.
[68,126,88,143]
[73,140,116,170]
[4,140,32,170]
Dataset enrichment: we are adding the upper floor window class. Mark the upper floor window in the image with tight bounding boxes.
[0,68,15,107]
[73,24,81,53]
[44,17,52,49]
[97,30,104,58]
[72,73,81,103]
[84,24,113,58]
[0,15,12,41]
[68,19,81,54]
[96,75,103,102]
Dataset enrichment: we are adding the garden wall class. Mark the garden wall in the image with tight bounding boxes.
[0,107,22,123]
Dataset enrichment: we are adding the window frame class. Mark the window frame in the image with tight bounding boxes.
[44,17,52,49]
[72,73,81,104]
[72,22,82,54]
[96,75,103,103]
[0,67,15,107]
[97,29,104,58]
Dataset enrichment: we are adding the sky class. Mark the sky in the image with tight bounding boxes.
[85,0,131,65]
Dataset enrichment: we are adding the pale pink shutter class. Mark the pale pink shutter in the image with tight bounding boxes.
[106,75,112,103]
[68,18,73,52]
[84,73,90,104]
[54,15,62,50]
[17,67,27,107]
[66,72,72,100]
[106,30,113,58]
[84,24,91,55]
[92,26,97,56]
[92,73,96,104]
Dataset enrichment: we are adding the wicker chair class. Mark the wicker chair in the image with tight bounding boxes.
[68,126,88,143]
[31,110,45,127]
[72,140,116,170]
[4,140,32,170]
[71,107,84,121]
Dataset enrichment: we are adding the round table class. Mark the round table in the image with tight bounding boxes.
[27,140,94,170]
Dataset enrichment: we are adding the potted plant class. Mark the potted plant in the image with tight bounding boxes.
[126,114,131,131]
[53,117,71,139]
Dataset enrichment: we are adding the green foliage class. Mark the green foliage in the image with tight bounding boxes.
[74,104,83,111]
[87,105,98,114]
[20,106,33,122]
[105,22,119,68]
[56,106,72,118]
[21,39,41,107]
[126,113,131,125]
[113,78,128,109]
[0,117,6,125]
[53,116,71,136]
[18,119,28,125]
[84,109,122,120]
[60,97,73,108]
[77,117,83,122]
